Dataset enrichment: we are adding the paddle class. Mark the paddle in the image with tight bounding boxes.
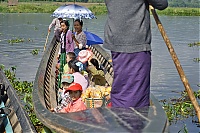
[150,5,200,122]
[43,32,50,52]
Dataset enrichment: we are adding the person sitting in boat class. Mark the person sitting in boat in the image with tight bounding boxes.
[60,83,86,113]
[63,52,76,74]
[57,73,74,103]
[56,52,76,74]
[72,19,87,57]
[51,83,86,113]
[87,58,106,86]
[77,49,93,71]
[68,59,89,92]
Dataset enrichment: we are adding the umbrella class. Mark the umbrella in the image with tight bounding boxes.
[52,4,96,19]
[84,31,103,45]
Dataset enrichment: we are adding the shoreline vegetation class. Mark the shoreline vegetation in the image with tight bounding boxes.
[0,2,199,16]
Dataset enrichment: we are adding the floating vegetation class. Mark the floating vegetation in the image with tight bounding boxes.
[27,38,33,42]
[1,65,44,132]
[31,49,40,55]
[34,27,38,30]
[160,90,200,123]
[27,21,31,24]
[193,58,200,63]
[8,38,24,44]
[8,37,33,44]
[188,42,199,63]
[188,42,200,47]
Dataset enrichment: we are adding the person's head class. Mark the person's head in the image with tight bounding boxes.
[65,83,82,101]
[66,52,76,63]
[90,58,100,70]
[77,50,93,64]
[61,74,74,88]
[58,17,63,22]
[68,60,84,73]
[74,19,83,32]
[60,20,70,33]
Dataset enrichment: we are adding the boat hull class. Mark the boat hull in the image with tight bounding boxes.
[0,70,36,133]
[33,36,169,132]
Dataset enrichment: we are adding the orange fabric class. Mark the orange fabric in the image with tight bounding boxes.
[60,98,86,113]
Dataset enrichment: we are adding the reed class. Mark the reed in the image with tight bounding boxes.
[156,7,200,16]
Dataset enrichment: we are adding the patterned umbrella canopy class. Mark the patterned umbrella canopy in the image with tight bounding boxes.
[51,4,96,19]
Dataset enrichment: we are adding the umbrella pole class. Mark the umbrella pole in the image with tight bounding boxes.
[150,5,200,122]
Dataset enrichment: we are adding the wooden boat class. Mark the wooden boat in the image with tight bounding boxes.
[0,70,36,133]
[33,36,169,132]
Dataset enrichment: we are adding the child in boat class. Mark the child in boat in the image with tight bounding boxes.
[68,59,89,92]
[57,73,74,102]
[77,49,93,71]
[57,83,86,113]
[63,52,76,74]
[56,52,76,76]
[51,74,74,112]
[87,58,106,86]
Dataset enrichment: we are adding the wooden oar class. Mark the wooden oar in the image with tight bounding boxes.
[150,5,200,122]
[43,32,50,52]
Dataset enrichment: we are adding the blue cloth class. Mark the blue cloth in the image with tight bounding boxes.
[74,47,86,57]
[110,51,151,108]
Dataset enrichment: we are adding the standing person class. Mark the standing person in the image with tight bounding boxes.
[60,20,74,54]
[48,17,63,41]
[72,19,87,57]
[103,0,168,108]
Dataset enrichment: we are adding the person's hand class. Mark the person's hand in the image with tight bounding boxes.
[50,108,55,112]
[78,43,83,49]
[48,29,51,33]
[71,34,75,39]
[88,55,93,62]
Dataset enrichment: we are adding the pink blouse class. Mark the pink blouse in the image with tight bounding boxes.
[60,30,75,53]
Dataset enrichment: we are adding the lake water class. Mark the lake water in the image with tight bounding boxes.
[0,13,199,132]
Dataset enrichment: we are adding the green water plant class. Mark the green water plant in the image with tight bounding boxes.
[8,38,25,44]
[161,90,199,122]
[188,42,200,63]
[188,42,200,47]
[31,49,40,55]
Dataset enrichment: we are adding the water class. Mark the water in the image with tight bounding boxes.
[0,13,199,132]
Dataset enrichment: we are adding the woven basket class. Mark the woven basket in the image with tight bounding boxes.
[85,98,105,108]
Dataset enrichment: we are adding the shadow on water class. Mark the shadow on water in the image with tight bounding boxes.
[0,13,199,132]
